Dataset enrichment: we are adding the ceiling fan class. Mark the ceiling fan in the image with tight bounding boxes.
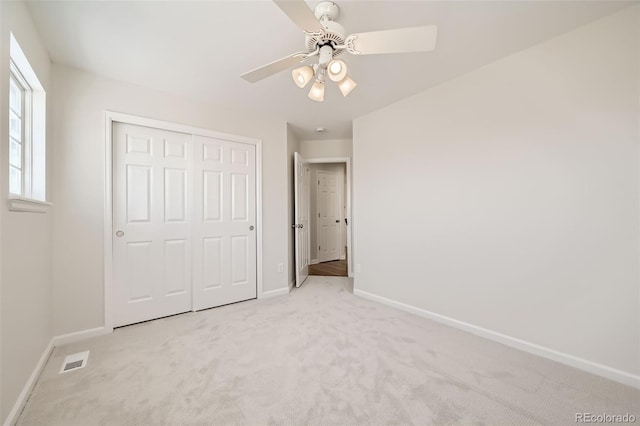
[240,1,437,102]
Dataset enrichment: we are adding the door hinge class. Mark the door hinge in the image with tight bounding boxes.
[318,213,320,218]
[319,245,321,250]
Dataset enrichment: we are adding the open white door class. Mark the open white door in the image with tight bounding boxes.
[294,152,310,287]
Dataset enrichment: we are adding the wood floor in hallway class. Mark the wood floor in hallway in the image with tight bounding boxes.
[308,259,347,276]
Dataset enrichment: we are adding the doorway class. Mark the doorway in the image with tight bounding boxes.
[294,153,351,286]
[309,163,347,277]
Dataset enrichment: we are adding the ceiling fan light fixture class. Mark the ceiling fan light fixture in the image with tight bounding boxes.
[242,0,439,107]
[337,75,357,97]
[292,65,315,88]
[327,59,348,82]
[308,79,325,102]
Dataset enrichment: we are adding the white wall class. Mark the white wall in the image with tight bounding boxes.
[300,138,352,159]
[50,64,289,336]
[309,163,346,263]
[0,2,52,423]
[353,7,639,380]
[286,125,300,287]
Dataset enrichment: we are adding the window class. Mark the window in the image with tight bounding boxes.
[9,61,30,196]
[8,32,47,209]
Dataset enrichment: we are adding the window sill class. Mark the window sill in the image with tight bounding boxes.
[8,196,52,213]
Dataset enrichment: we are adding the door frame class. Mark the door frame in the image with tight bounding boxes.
[104,111,263,331]
[306,157,352,277]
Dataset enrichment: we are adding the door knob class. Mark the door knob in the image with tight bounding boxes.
[249,226,254,231]
[116,230,124,237]
[335,220,340,223]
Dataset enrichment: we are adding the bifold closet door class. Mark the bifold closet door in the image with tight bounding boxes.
[113,122,193,327]
[191,135,257,310]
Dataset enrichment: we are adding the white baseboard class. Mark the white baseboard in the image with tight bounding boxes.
[310,259,319,265]
[262,287,289,299]
[353,289,640,390]
[3,325,116,426]
[52,326,112,346]
[3,339,54,426]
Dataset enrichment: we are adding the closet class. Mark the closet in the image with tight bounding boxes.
[112,122,257,327]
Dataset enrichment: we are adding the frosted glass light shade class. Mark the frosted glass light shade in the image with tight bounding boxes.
[308,79,325,102]
[327,60,347,82]
[337,75,357,97]
[292,66,314,88]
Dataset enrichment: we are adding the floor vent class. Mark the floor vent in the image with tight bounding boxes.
[59,351,90,374]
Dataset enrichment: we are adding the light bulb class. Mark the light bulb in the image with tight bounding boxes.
[327,59,347,82]
[291,66,314,88]
[308,79,325,102]
[337,75,357,97]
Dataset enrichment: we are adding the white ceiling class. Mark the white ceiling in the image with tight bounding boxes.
[26,0,631,140]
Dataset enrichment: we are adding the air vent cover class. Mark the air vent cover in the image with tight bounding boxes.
[59,351,90,374]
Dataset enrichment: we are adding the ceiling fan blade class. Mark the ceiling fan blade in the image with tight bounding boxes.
[241,53,307,83]
[273,0,322,32]
[346,26,438,55]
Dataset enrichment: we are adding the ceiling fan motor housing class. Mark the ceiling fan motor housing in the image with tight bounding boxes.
[305,7,346,58]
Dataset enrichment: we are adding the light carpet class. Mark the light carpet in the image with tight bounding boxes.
[18,276,639,425]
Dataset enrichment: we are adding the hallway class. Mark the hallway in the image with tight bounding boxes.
[308,259,348,277]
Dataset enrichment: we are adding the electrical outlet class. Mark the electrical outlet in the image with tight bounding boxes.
[277,263,284,273]
[355,263,362,273]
